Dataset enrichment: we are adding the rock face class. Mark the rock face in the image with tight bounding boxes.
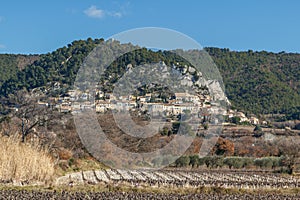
[206,80,231,105]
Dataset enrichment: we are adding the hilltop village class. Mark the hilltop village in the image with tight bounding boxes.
[39,87,261,126]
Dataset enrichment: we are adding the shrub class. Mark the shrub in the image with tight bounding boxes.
[57,148,73,160]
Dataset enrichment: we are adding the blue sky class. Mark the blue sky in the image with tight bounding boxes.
[0,0,300,54]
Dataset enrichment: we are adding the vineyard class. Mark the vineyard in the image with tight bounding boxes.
[3,169,299,199]
[56,169,300,190]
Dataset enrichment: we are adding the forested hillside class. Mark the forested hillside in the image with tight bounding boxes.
[205,48,300,119]
[0,54,38,87]
[0,38,299,119]
[0,38,104,96]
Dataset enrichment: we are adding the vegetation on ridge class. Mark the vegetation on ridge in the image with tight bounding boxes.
[0,38,299,119]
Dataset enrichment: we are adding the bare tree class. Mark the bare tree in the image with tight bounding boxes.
[277,137,300,174]
[3,89,57,142]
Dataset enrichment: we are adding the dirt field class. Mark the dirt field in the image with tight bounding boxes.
[1,189,300,200]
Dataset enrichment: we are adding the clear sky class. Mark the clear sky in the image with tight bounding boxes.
[0,0,300,54]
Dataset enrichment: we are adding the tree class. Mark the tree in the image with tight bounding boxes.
[160,127,169,136]
[4,89,57,142]
[213,138,234,156]
[175,156,190,167]
[203,123,209,130]
[189,155,200,168]
[203,156,224,168]
[242,157,254,168]
[224,157,244,169]
[254,124,262,131]
[295,123,300,130]
[253,125,264,137]
[230,116,241,124]
[276,137,300,174]
[181,109,191,121]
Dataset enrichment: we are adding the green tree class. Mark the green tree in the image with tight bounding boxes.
[189,155,200,168]
[230,116,241,124]
[175,156,190,167]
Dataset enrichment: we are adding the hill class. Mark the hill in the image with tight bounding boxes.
[205,48,300,119]
[0,39,299,119]
[0,54,38,87]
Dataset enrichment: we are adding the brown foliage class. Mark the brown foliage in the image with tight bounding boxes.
[57,148,73,160]
[212,137,234,156]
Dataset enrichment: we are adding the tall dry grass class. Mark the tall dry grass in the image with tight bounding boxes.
[0,135,54,182]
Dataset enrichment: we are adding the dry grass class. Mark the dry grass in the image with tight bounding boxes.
[0,135,54,182]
